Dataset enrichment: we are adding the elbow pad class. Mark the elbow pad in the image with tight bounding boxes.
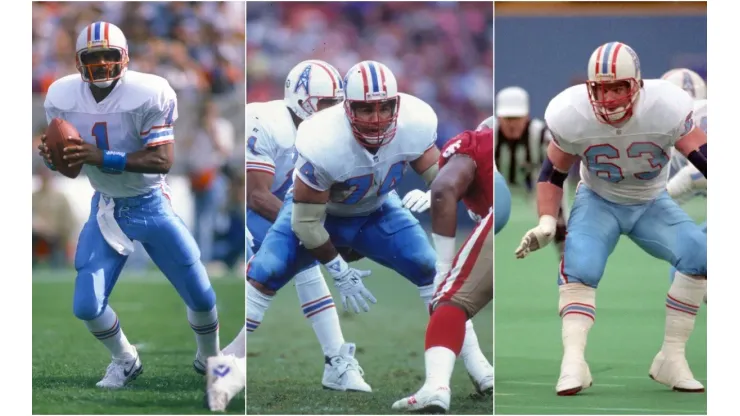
[537,157,569,188]
[291,202,330,249]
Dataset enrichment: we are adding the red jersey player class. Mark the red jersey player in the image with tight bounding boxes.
[393,129,494,413]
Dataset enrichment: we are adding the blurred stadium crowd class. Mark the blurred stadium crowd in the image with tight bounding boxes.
[32,1,246,276]
[246,1,494,147]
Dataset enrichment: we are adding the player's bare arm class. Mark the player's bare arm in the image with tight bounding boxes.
[64,138,173,174]
[431,155,476,238]
[674,126,707,178]
[246,170,282,222]
[411,145,441,185]
[291,177,338,263]
[537,142,579,218]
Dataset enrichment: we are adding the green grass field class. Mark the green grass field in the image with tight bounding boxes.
[32,269,245,415]
[246,257,493,415]
[495,187,707,415]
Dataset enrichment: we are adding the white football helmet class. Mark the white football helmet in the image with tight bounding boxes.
[660,68,706,100]
[284,60,344,121]
[75,21,129,88]
[586,41,642,125]
[343,60,400,147]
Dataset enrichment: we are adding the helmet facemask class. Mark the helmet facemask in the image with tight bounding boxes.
[344,96,401,147]
[297,96,345,120]
[77,47,128,88]
[587,78,641,125]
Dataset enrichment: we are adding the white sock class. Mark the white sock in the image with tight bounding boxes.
[188,306,220,358]
[294,266,344,357]
[85,305,134,359]
[663,272,706,356]
[559,284,596,363]
[419,283,435,310]
[460,320,493,381]
[222,324,246,359]
[423,346,456,389]
[246,282,273,336]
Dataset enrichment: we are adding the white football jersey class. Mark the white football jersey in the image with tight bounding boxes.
[44,71,177,198]
[546,79,695,204]
[245,100,299,200]
[669,99,707,178]
[294,92,438,216]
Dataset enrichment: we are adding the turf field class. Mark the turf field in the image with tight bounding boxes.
[32,269,245,415]
[495,187,707,415]
[246,255,494,415]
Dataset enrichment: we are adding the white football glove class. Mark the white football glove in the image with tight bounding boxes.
[515,215,557,259]
[325,255,376,313]
[667,164,706,200]
[402,189,431,213]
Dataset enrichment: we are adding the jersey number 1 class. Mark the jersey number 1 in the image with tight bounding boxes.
[584,142,669,183]
[92,122,122,175]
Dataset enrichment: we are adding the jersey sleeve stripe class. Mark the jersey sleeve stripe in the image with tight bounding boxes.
[140,124,174,135]
[142,129,173,144]
[145,139,174,148]
[246,164,276,175]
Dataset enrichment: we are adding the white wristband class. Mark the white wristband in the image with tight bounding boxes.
[325,254,348,278]
[432,233,456,266]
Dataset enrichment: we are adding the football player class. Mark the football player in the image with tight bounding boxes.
[515,42,707,395]
[37,22,220,388]
[393,128,500,412]
[247,60,493,397]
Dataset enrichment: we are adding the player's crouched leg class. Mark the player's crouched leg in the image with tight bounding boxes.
[494,171,511,234]
[672,221,707,278]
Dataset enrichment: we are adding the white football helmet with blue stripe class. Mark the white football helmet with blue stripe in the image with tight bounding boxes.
[586,41,642,125]
[660,68,706,100]
[343,60,400,147]
[75,21,129,88]
[284,60,345,121]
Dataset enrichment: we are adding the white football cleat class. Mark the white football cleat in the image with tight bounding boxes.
[96,346,143,389]
[649,350,705,392]
[469,373,493,396]
[555,358,592,396]
[206,354,246,412]
[322,343,372,392]
[392,385,451,414]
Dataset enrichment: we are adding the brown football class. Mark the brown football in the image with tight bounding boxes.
[45,118,83,179]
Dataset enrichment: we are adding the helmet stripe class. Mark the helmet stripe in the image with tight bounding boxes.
[594,44,605,75]
[93,22,101,42]
[359,64,370,97]
[601,42,615,75]
[610,43,623,76]
[87,24,92,43]
[104,22,109,42]
[379,64,387,93]
[367,62,379,93]
[311,61,337,93]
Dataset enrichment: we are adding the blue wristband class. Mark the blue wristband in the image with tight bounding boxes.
[43,157,57,171]
[102,151,127,173]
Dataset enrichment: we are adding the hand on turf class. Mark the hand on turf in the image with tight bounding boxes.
[326,256,376,313]
[37,135,56,170]
[63,137,103,168]
[515,215,557,259]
